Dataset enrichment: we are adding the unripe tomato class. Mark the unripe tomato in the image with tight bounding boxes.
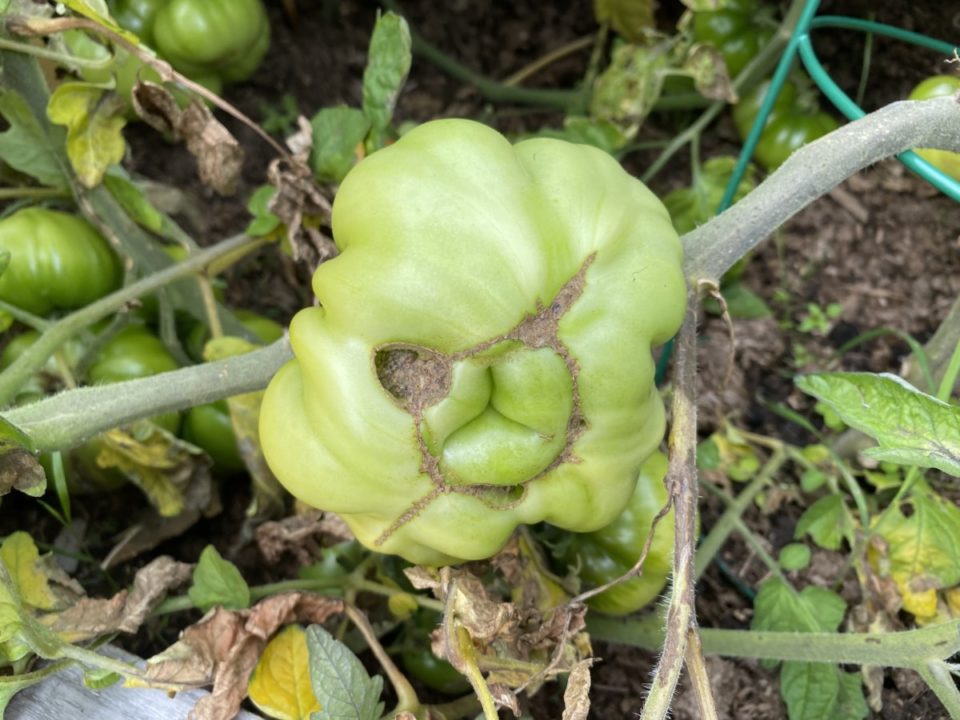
[0,208,121,316]
[692,0,773,78]
[907,75,960,179]
[152,0,270,84]
[733,79,838,170]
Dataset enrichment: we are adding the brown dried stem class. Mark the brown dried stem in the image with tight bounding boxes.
[640,284,711,720]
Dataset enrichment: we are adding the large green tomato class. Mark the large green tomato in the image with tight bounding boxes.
[0,208,121,316]
[153,0,270,84]
[104,0,267,87]
[260,119,686,566]
[908,75,960,180]
[556,451,674,615]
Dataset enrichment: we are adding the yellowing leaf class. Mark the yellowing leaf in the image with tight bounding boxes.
[899,586,937,621]
[96,422,208,517]
[248,625,321,720]
[871,487,960,589]
[945,587,960,617]
[47,82,126,187]
[0,532,57,612]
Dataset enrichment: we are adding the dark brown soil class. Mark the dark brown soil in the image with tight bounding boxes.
[7,0,960,718]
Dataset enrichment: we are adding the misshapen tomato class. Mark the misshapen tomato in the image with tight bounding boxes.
[259,119,686,565]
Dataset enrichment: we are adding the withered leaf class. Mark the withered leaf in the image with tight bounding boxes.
[50,556,192,642]
[489,683,521,717]
[143,592,343,720]
[131,81,243,196]
[685,43,737,102]
[0,446,45,498]
[255,511,354,565]
[412,564,592,696]
[95,422,213,518]
[266,122,335,270]
[561,660,593,720]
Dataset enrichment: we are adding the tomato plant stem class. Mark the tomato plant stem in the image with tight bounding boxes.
[694,446,785,579]
[642,287,705,720]
[0,36,110,68]
[502,35,593,87]
[684,95,960,280]
[588,615,960,667]
[0,187,70,200]
[345,604,422,716]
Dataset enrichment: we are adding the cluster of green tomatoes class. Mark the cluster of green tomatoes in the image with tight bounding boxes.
[692,0,960,176]
[0,207,280,477]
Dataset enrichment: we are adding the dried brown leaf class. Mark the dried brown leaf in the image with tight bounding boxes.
[266,153,335,270]
[143,592,343,720]
[404,565,442,592]
[414,564,591,696]
[181,103,243,196]
[488,683,521,716]
[0,446,46,498]
[131,81,179,135]
[448,571,516,644]
[685,43,736,102]
[50,556,192,642]
[286,116,313,162]
[255,511,354,565]
[130,81,243,196]
[561,660,593,720]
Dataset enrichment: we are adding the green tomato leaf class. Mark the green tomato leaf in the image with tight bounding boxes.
[531,116,629,155]
[796,372,960,476]
[46,81,126,187]
[305,624,384,720]
[780,661,840,720]
[309,106,371,184]
[59,0,111,21]
[246,184,282,236]
[361,11,411,147]
[794,494,854,551]
[871,485,960,592]
[82,667,122,690]
[0,90,69,189]
[664,156,757,235]
[593,0,654,41]
[721,282,772,319]
[778,543,811,571]
[103,171,165,233]
[752,578,846,634]
[188,545,251,612]
[780,662,866,720]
